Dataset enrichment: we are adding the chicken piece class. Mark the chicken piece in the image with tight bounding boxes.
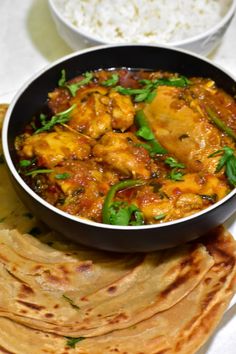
[161,173,228,201]
[131,173,229,223]
[108,91,135,131]
[69,86,112,139]
[18,127,91,168]
[144,86,223,174]
[49,160,117,223]
[92,132,155,179]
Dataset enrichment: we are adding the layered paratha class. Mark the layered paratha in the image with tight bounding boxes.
[0,228,214,337]
[0,227,234,354]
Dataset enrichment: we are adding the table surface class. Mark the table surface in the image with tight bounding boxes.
[0,1,236,353]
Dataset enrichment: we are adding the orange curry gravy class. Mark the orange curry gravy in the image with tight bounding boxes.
[15,69,236,225]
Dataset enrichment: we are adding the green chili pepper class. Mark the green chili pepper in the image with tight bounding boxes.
[135,110,167,155]
[206,106,236,142]
[102,179,145,225]
[25,169,53,177]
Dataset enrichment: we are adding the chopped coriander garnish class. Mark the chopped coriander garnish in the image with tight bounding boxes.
[101,73,119,86]
[114,86,152,102]
[34,104,76,134]
[65,336,85,348]
[208,146,236,186]
[25,169,53,177]
[164,157,185,169]
[62,294,80,310]
[19,159,33,167]
[58,69,94,97]
[106,201,144,226]
[39,113,47,126]
[168,168,185,181]
[139,76,190,88]
[114,75,190,103]
[154,213,166,221]
[55,173,71,180]
[58,69,66,87]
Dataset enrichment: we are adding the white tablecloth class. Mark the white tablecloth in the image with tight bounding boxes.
[0,1,236,353]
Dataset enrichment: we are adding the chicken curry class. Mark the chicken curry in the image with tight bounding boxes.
[15,68,236,226]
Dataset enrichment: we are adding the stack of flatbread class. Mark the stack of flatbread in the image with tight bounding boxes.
[0,104,235,354]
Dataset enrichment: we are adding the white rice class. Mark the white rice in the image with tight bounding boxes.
[52,0,231,44]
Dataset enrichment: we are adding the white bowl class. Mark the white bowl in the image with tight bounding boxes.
[48,0,236,55]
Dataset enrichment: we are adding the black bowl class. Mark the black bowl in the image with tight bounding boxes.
[2,44,236,252]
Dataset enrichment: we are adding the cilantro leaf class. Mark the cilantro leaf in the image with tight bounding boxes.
[226,157,236,186]
[154,213,166,221]
[66,72,93,96]
[58,70,94,96]
[164,157,185,169]
[58,69,66,87]
[114,75,190,103]
[19,159,33,167]
[65,337,85,348]
[101,73,119,86]
[168,168,185,181]
[139,76,190,88]
[208,146,236,186]
[114,86,150,102]
[107,201,144,226]
[55,173,71,180]
[62,294,80,310]
[34,104,76,134]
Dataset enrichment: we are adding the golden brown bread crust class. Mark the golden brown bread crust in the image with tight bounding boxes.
[0,229,214,337]
[0,227,234,354]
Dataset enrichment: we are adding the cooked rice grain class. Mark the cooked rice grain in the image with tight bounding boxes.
[53,0,231,44]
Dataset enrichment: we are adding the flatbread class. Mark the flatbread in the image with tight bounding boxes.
[0,227,234,354]
[0,228,214,337]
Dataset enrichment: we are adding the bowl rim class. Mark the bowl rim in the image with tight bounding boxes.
[2,43,236,231]
[48,0,236,47]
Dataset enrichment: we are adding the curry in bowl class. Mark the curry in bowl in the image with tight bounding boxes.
[14,68,236,226]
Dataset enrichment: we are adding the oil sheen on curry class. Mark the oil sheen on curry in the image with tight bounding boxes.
[15,68,236,226]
